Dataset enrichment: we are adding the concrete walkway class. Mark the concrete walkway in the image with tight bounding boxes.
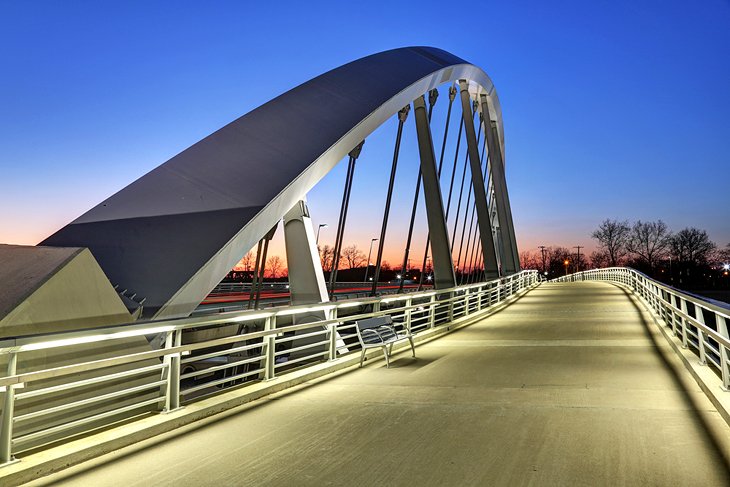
[28,282,730,486]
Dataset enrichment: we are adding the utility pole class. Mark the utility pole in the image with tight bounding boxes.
[539,245,547,275]
[574,245,584,274]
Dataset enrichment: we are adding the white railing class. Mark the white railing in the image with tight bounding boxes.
[0,270,538,465]
[554,267,730,392]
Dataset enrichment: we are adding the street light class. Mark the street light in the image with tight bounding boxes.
[363,238,378,283]
[564,259,570,276]
[316,223,328,245]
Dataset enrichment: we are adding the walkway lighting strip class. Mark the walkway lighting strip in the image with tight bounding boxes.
[18,325,176,352]
[276,304,336,316]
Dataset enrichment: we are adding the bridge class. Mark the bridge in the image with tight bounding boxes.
[1,48,729,485]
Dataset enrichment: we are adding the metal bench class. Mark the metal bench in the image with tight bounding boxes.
[355,315,415,368]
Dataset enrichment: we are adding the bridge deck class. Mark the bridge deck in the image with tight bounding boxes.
[31,282,730,486]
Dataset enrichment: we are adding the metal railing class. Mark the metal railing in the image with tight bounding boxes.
[554,267,730,392]
[0,270,538,465]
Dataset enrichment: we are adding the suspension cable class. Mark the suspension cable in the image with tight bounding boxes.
[371,106,410,296]
[450,101,481,253]
[328,141,364,299]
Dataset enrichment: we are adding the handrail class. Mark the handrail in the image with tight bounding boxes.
[553,267,730,391]
[0,270,538,465]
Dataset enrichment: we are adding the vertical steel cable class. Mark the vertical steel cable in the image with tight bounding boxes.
[466,228,481,284]
[329,142,364,298]
[254,237,271,308]
[470,238,483,284]
[444,118,464,222]
[371,106,410,296]
[459,199,478,284]
[455,184,473,280]
[247,238,264,309]
[450,102,481,254]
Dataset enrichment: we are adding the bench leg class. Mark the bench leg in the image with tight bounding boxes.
[408,336,415,357]
[382,346,390,368]
[359,349,366,368]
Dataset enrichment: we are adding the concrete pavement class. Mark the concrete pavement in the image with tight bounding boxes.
[27,282,730,486]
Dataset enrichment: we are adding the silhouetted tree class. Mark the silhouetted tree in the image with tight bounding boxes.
[318,244,334,272]
[590,250,611,269]
[670,228,716,266]
[547,247,573,277]
[266,256,283,279]
[235,251,254,272]
[717,243,730,264]
[342,244,366,269]
[591,219,630,266]
[519,250,541,270]
[626,220,671,272]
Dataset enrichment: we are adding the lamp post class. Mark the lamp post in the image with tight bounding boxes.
[564,259,570,276]
[363,238,378,283]
[539,245,547,275]
[316,223,328,245]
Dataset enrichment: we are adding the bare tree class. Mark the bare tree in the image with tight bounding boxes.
[318,244,334,272]
[590,249,611,269]
[342,244,366,269]
[717,243,730,264]
[266,255,283,279]
[591,219,630,266]
[519,250,541,270]
[547,246,572,276]
[626,220,671,270]
[670,228,716,265]
[232,251,255,272]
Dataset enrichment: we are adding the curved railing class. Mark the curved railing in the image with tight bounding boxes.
[553,268,730,392]
[0,271,538,465]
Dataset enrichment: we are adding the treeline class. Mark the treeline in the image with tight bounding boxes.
[521,219,730,289]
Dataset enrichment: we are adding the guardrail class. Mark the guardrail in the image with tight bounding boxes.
[0,270,538,466]
[554,267,730,392]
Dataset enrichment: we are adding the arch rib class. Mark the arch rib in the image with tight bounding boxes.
[41,47,511,319]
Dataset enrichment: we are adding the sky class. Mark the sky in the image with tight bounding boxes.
[1,0,729,270]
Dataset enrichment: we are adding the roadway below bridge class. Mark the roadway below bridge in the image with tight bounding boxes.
[29,282,730,486]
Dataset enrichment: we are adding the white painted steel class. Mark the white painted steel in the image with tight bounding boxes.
[0,271,537,465]
[554,267,730,390]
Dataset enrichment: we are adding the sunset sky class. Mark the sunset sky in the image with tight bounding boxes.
[1,1,728,270]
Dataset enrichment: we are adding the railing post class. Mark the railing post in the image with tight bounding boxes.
[327,307,338,361]
[695,306,707,365]
[447,291,455,322]
[716,315,730,390]
[405,297,413,331]
[477,285,484,311]
[680,299,689,349]
[464,288,471,316]
[264,316,276,380]
[163,330,182,413]
[429,294,437,328]
[327,322,337,361]
[0,352,18,466]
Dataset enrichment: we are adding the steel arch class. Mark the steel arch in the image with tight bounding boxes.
[42,46,514,319]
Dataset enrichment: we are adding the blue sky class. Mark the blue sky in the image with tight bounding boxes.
[1,0,728,265]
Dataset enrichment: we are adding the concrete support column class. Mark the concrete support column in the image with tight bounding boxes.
[459,80,499,278]
[283,200,328,306]
[413,95,456,289]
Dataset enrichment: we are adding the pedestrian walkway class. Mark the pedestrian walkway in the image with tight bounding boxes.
[28,282,730,486]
